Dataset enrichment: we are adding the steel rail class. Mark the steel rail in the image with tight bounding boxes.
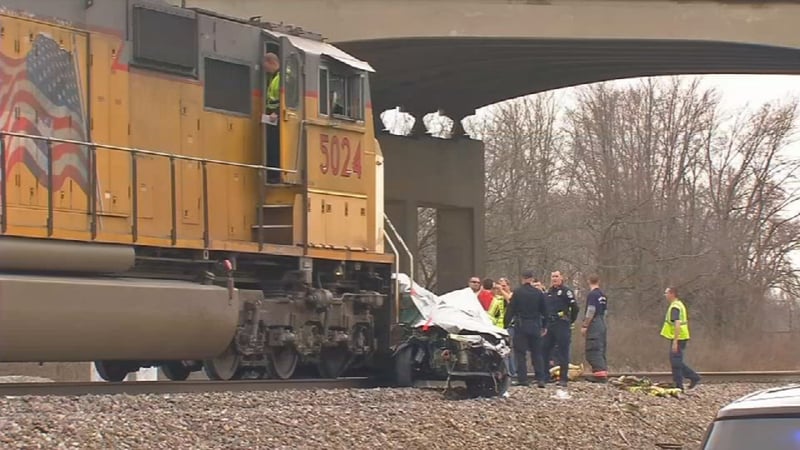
[600,370,800,384]
[411,370,800,390]
[0,377,388,397]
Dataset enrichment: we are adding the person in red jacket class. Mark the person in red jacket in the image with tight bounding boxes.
[477,278,495,311]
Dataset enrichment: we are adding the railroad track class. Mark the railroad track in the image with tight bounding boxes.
[412,370,800,389]
[2,371,798,397]
[0,377,389,397]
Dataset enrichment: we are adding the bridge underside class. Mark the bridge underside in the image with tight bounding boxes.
[167,0,800,127]
[338,38,800,128]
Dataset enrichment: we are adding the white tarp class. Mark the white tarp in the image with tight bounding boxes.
[395,274,509,339]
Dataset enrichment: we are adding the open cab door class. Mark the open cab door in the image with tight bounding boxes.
[253,31,305,247]
[253,27,376,252]
[278,35,304,186]
[259,33,304,186]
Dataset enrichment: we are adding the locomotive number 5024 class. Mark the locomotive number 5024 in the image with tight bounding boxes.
[319,133,362,179]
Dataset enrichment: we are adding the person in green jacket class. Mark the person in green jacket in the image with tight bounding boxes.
[488,283,507,328]
[262,52,281,183]
[263,52,281,117]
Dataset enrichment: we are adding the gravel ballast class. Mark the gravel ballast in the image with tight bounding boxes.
[0,382,784,449]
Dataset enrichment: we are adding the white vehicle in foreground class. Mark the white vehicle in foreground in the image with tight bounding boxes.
[700,384,800,449]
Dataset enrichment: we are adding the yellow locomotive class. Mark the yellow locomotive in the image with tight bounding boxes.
[0,0,403,381]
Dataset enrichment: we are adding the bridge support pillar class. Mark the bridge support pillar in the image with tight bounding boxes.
[380,133,485,294]
[436,207,476,292]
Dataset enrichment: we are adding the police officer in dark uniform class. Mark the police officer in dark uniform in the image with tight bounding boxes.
[542,270,580,387]
[504,270,548,388]
[581,274,609,381]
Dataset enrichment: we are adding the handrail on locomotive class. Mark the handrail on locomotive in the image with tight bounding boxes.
[0,130,296,248]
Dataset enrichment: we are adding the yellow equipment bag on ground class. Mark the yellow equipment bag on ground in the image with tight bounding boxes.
[610,375,682,398]
[549,363,584,381]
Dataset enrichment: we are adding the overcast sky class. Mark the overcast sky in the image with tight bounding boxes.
[692,74,800,111]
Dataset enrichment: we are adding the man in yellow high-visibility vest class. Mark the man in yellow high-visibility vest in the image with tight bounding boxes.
[262,52,281,183]
[660,286,701,391]
[263,52,281,117]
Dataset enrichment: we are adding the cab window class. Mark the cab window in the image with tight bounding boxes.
[285,53,300,110]
[319,62,364,121]
[319,67,329,116]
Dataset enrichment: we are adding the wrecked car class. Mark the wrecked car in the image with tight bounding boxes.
[392,274,512,398]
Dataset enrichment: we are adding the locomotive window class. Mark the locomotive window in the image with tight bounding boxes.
[322,65,364,122]
[285,54,300,110]
[131,6,198,76]
[319,60,365,121]
[348,75,364,121]
[319,68,329,116]
[204,58,251,115]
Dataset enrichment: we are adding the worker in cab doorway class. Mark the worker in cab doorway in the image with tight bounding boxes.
[660,286,701,391]
[263,52,281,183]
[542,270,579,388]
[504,270,548,388]
[581,274,608,382]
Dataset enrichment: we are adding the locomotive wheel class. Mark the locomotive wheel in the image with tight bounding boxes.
[268,347,299,380]
[94,361,129,382]
[161,362,191,381]
[317,348,351,379]
[203,342,241,381]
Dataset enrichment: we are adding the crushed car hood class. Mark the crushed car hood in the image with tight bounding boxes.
[395,274,509,339]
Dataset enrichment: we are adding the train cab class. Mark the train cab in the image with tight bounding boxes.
[253,24,382,256]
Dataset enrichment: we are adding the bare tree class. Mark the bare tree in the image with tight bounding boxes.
[565,78,720,315]
[475,76,800,369]
[699,99,800,335]
[477,93,579,281]
[564,77,800,336]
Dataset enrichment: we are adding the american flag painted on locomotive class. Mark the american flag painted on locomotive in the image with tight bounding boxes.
[1,32,89,192]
